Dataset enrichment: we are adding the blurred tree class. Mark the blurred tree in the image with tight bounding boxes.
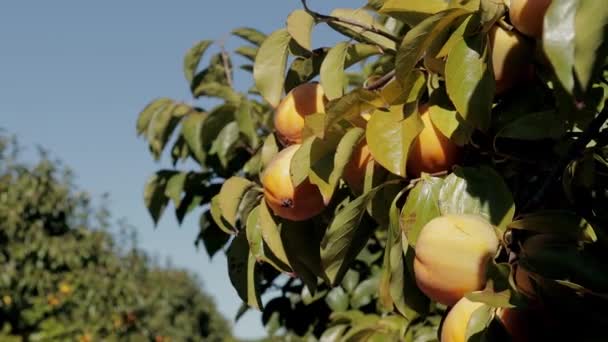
[0,134,233,341]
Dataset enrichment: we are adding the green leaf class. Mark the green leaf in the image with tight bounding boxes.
[366,104,424,177]
[345,43,382,66]
[428,88,474,146]
[209,121,240,168]
[180,112,206,164]
[466,262,517,308]
[350,275,380,309]
[320,324,349,341]
[198,210,230,258]
[258,201,291,269]
[165,172,187,207]
[280,220,325,293]
[465,304,493,342]
[508,210,597,243]
[146,102,181,160]
[210,195,237,235]
[542,0,577,93]
[574,1,608,91]
[438,166,515,233]
[235,100,259,148]
[261,134,279,172]
[254,29,291,107]
[401,176,443,246]
[321,183,393,285]
[325,88,379,130]
[191,54,235,99]
[342,270,361,293]
[379,0,449,27]
[218,177,258,229]
[321,42,349,100]
[479,0,506,31]
[170,135,190,165]
[326,286,349,312]
[201,104,236,149]
[245,206,263,259]
[395,8,470,87]
[137,98,173,136]
[235,46,258,61]
[328,8,397,51]
[286,9,315,51]
[232,27,267,46]
[495,111,566,140]
[184,40,213,84]
[193,82,240,102]
[310,128,365,200]
[445,33,493,131]
[226,233,262,309]
[144,170,178,225]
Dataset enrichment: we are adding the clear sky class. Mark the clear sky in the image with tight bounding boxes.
[0,0,365,339]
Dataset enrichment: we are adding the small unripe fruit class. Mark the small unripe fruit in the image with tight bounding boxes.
[509,0,552,38]
[414,214,499,306]
[274,83,326,146]
[261,145,328,221]
[488,25,534,94]
[343,140,373,194]
[407,105,460,178]
[440,297,485,342]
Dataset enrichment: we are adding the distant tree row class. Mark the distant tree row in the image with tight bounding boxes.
[0,134,233,341]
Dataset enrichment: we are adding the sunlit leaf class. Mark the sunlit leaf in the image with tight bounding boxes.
[254,29,291,107]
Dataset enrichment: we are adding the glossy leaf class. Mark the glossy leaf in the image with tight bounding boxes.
[254,29,291,107]
[329,8,396,51]
[438,166,515,233]
[395,8,470,87]
[445,33,493,131]
[542,0,577,93]
[464,304,493,341]
[574,1,608,91]
[184,40,213,84]
[286,9,315,51]
[428,86,474,146]
[508,210,597,243]
[232,27,267,46]
[321,42,349,100]
[181,112,207,164]
[366,105,424,177]
[218,177,257,229]
[198,210,230,259]
[401,176,443,246]
[226,233,262,309]
[235,100,259,147]
[321,186,385,285]
[143,170,177,225]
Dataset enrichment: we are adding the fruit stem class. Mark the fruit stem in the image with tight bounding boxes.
[300,0,401,44]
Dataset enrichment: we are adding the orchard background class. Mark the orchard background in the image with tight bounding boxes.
[3,0,608,340]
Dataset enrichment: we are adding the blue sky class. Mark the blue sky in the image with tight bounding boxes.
[1,0,364,339]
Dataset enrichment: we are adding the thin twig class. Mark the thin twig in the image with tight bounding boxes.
[364,70,396,91]
[300,0,401,44]
[218,38,233,88]
[523,103,608,211]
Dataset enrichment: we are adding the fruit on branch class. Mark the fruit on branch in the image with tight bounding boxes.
[440,297,485,342]
[488,25,534,94]
[509,0,552,38]
[343,139,373,194]
[274,82,327,146]
[407,104,460,177]
[414,214,499,306]
[261,144,329,221]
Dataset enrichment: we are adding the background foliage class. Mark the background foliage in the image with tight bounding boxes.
[0,135,233,341]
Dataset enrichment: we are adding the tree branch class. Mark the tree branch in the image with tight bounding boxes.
[523,104,608,211]
[300,0,401,44]
[364,69,396,90]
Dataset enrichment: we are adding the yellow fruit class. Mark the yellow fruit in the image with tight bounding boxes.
[488,25,534,94]
[414,214,499,306]
[509,0,552,38]
[407,105,460,178]
[343,140,373,194]
[274,83,326,146]
[59,282,72,295]
[262,145,328,221]
[440,297,485,342]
